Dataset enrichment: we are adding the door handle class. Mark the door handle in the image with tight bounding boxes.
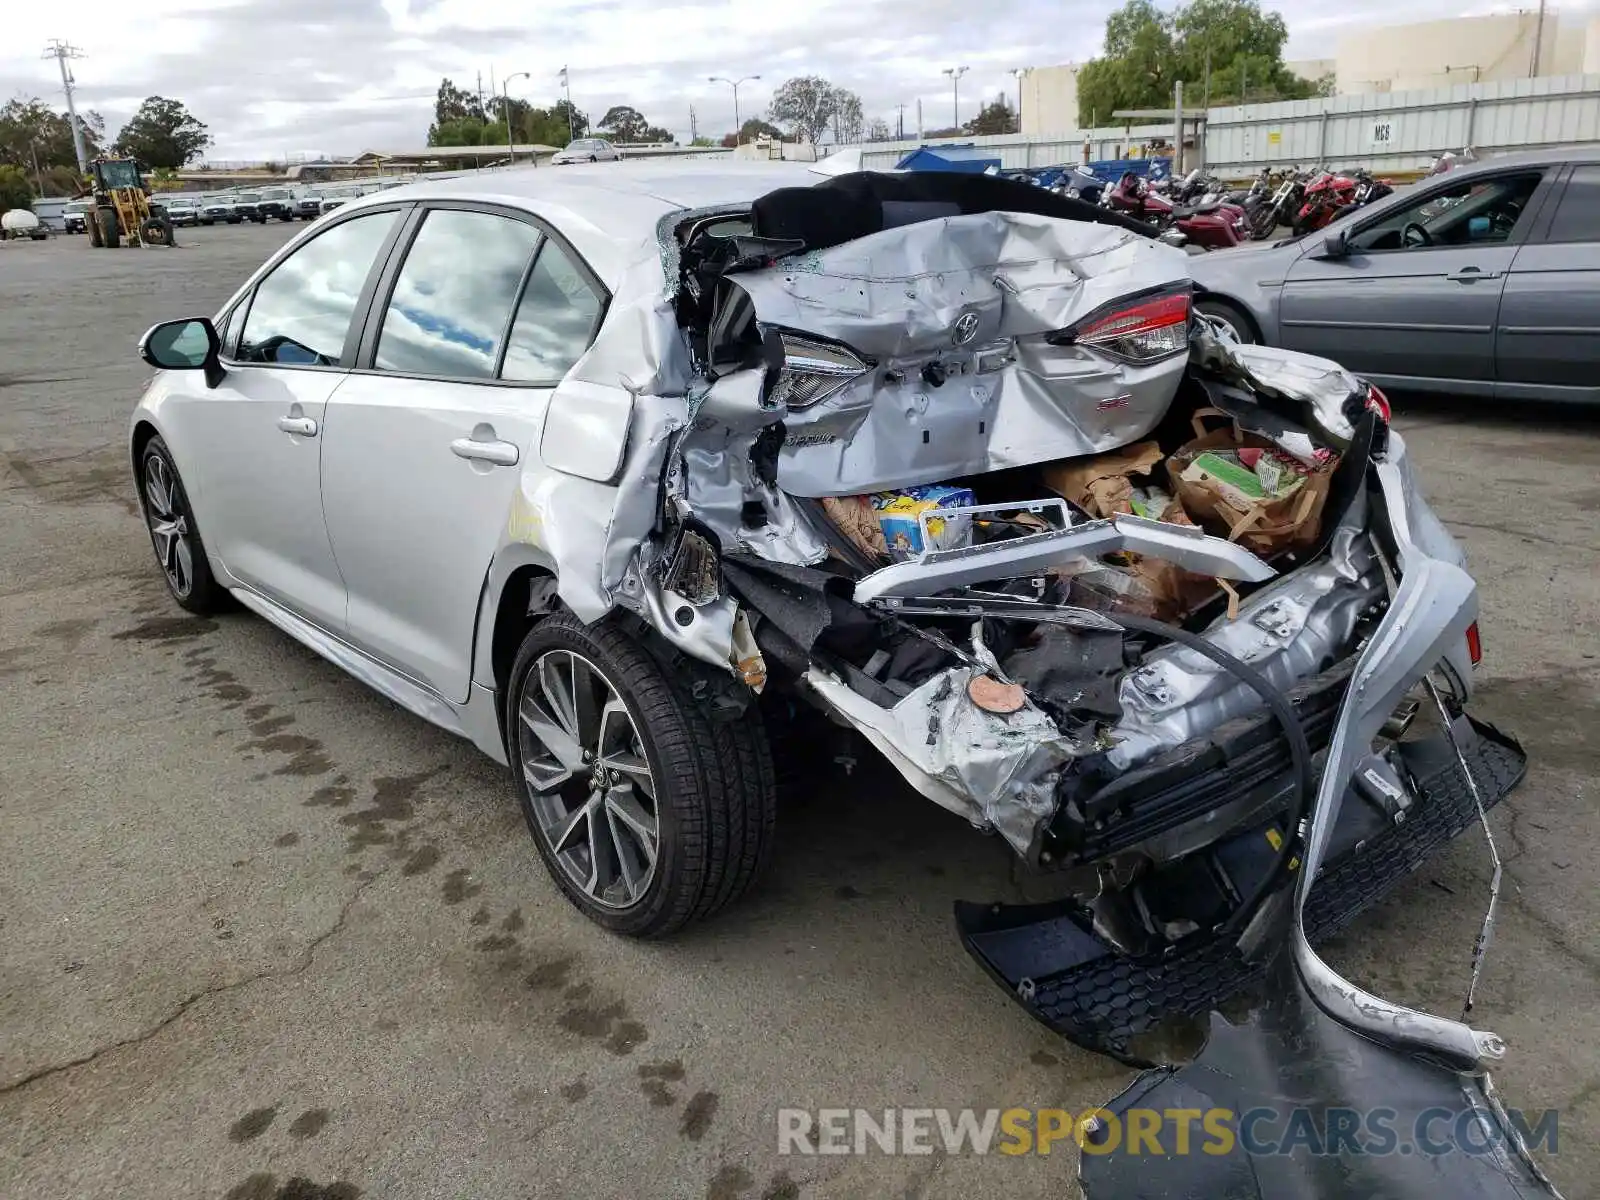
[450,437,519,467]
[277,415,318,436]
[1446,267,1500,283]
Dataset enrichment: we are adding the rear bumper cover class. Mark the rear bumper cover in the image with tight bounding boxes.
[956,716,1526,1062]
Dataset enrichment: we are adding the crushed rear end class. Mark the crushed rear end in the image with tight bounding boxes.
[532,172,1543,1192]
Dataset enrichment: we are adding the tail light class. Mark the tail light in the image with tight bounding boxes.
[1466,621,1483,667]
[1365,382,1392,423]
[764,330,871,411]
[1055,288,1191,363]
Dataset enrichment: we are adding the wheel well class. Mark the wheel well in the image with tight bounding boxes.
[1195,294,1263,343]
[130,420,159,482]
[490,565,560,700]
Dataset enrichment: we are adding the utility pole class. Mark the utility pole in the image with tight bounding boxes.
[42,40,88,173]
[942,66,968,132]
[1010,68,1025,133]
[1240,61,1248,106]
[895,104,906,140]
[1203,46,1211,110]
[917,98,924,140]
[689,104,698,143]
[1530,0,1548,77]
[476,70,485,116]
[504,71,530,163]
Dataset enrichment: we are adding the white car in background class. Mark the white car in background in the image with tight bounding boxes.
[551,137,620,165]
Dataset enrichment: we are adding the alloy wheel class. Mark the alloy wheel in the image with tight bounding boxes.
[517,650,659,909]
[143,454,194,598]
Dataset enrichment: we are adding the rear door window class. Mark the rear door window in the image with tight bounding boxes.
[373,209,542,379]
[499,239,603,383]
[1543,165,1600,243]
[238,210,399,366]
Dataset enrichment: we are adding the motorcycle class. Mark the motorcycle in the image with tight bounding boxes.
[1106,170,1250,249]
[1293,165,1396,235]
[1055,164,1108,204]
[1248,165,1312,240]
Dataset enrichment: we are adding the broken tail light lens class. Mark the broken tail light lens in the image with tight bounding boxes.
[1056,288,1191,363]
[1466,620,1482,667]
[1365,382,1392,422]
[765,330,872,411]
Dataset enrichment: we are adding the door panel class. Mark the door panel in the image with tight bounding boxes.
[1496,165,1600,397]
[1279,170,1547,385]
[320,375,550,700]
[169,367,348,631]
[319,207,605,702]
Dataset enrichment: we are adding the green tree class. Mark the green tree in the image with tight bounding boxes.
[430,117,488,147]
[114,97,211,168]
[768,76,838,145]
[1077,0,1313,124]
[0,164,33,211]
[595,105,671,143]
[0,98,105,170]
[965,94,1018,135]
[428,77,488,144]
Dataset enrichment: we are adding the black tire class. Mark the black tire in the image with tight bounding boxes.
[137,435,227,614]
[1195,298,1258,345]
[589,155,598,163]
[200,218,213,226]
[140,215,175,246]
[96,208,119,248]
[227,217,241,225]
[507,612,776,937]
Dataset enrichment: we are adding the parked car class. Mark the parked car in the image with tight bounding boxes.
[551,137,620,165]
[62,200,90,234]
[166,197,202,227]
[231,192,268,223]
[317,186,362,213]
[1187,148,1600,402]
[255,187,296,221]
[200,194,238,225]
[295,191,325,220]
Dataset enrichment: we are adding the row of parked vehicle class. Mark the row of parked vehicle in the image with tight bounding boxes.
[60,178,416,235]
[1012,148,1481,251]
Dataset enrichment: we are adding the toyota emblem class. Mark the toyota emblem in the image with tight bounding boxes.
[952,313,980,345]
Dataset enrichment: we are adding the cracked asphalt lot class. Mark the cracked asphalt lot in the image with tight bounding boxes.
[2,222,1598,1200]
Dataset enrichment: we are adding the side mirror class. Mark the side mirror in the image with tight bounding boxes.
[140,317,224,388]
[1320,230,1350,260]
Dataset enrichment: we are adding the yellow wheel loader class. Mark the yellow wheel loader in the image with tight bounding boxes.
[82,158,176,248]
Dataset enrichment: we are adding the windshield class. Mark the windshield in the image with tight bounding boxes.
[204,195,226,204]
[97,160,141,189]
[64,202,87,214]
[236,193,261,202]
[261,189,287,199]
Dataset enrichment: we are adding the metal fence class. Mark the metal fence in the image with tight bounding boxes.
[851,73,1600,177]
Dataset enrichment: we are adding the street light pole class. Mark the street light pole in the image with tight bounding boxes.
[504,70,530,164]
[1010,67,1025,132]
[942,66,968,132]
[709,75,761,143]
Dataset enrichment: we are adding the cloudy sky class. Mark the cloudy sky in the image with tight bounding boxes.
[1,0,1584,160]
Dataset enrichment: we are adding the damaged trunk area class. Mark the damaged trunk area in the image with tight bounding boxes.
[642,171,1522,1056]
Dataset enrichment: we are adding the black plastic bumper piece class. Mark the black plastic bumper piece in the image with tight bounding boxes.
[956,717,1527,1062]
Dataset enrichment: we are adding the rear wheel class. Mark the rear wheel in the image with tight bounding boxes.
[507,613,776,937]
[138,436,227,614]
[96,208,119,248]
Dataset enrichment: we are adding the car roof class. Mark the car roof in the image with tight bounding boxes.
[333,160,818,286]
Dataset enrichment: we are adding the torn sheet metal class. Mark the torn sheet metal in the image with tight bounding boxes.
[719,212,1192,497]
[853,512,1276,604]
[1192,320,1367,447]
[1104,525,1381,771]
[804,663,1079,854]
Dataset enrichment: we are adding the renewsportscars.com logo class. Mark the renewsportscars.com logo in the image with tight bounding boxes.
[776,1105,1559,1159]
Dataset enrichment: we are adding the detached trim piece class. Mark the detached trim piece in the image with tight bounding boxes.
[851,513,1276,604]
